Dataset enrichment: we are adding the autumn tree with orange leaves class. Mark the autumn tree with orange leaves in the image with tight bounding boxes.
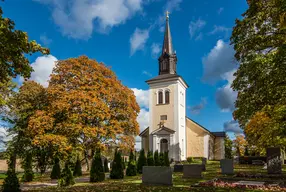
[28,56,140,165]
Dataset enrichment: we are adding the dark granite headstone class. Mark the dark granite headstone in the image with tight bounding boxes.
[142,166,172,186]
[266,147,282,174]
[173,164,183,172]
[183,164,203,178]
[220,159,234,175]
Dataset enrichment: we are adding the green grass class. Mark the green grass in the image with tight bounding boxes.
[1,161,285,191]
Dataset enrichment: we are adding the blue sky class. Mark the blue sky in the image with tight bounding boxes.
[1,0,248,144]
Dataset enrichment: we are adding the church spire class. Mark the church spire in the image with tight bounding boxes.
[162,11,173,55]
[158,11,177,75]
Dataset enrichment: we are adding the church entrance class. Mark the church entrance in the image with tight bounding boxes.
[160,139,168,153]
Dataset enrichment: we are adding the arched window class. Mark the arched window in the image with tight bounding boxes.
[165,90,170,104]
[158,91,163,104]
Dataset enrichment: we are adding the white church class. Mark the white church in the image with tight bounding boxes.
[140,13,226,161]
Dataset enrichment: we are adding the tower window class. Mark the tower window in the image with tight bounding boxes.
[165,90,170,104]
[160,115,167,121]
[158,91,163,104]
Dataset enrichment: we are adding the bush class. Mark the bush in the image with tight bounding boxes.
[110,149,124,179]
[58,162,75,187]
[2,169,20,192]
[104,158,109,172]
[159,152,164,166]
[22,153,34,182]
[90,148,105,182]
[73,156,82,177]
[147,151,154,166]
[239,156,267,164]
[154,150,160,166]
[126,150,136,176]
[137,149,147,174]
[50,157,61,179]
[187,157,194,163]
[164,151,170,167]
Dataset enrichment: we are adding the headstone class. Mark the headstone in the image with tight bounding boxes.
[183,164,203,178]
[173,164,183,172]
[202,158,207,171]
[142,166,172,186]
[266,147,282,174]
[220,159,234,175]
[233,181,265,187]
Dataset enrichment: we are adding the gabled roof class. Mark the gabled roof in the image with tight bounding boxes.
[186,116,211,134]
[139,127,149,137]
[151,126,176,135]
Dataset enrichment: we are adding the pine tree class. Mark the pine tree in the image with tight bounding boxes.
[50,157,61,179]
[22,152,34,182]
[147,151,154,166]
[90,148,105,182]
[154,150,160,166]
[110,149,124,179]
[104,158,109,172]
[2,154,20,192]
[126,150,136,176]
[137,149,147,174]
[58,162,75,187]
[159,152,164,166]
[73,156,82,177]
[164,151,170,167]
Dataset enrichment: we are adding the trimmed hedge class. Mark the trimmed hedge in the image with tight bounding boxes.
[239,156,267,164]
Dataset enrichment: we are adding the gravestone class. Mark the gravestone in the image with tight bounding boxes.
[266,147,282,174]
[173,164,183,172]
[183,164,203,178]
[220,159,234,175]
[142,166,172,186]
[202,158,207,171]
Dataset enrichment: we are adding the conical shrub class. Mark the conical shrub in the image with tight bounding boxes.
[90,148,105,182]
[58,162,75,187]
[126,150,136,176]
[154,150,160,166]
[50,157,61,179]
[22,153,34,182]
[2,169,20,192]
[110,149,124,179]
[137,149,147,174]
[73,156,82,177]
[104,158,109,172]
[159,152,164,166]
[147,151,154,166]
[164,151,170,167]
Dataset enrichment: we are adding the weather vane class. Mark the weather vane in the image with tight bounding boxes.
[166,11,170,19]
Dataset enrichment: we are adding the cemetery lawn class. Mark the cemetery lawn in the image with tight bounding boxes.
[1,161,285,192]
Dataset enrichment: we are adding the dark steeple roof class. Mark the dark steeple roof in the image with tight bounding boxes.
[158,12,177,75]
[162,12,173,55]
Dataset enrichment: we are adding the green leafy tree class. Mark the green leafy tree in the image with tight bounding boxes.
[163,151,170,167]
[0,7,49,84]
[147,151,154,166]
[154,150,160,166]
[110,149,124,179]
[73,156,82,177]
[126,150,136,176]
[104,158,109,173]
[225,135,233,159]
[58,162,75,187]
[50,157,61,179]
[90,148,105,182]
[231,0,286,149]
[137,149,147,174]
[159,152,164,166]
[22,152,34,182]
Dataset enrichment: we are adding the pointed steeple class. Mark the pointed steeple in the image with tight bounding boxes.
[162,11,173,55]
[158,12,177,75]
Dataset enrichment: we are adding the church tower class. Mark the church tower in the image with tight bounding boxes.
[145,12,188,161]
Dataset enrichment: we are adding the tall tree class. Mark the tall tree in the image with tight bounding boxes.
[233,135,247,157]
[231,0,286,130]
[0,6,49,83]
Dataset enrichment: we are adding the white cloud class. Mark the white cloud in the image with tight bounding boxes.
[209,25,231,39]
[189,18,206,39]
[28,55,58,87]
[40,34,52,46]
[0,126,13,151]
[131,88,149,109]
[223,120,243,133]
[202,40,237,83]
[130,28,150,56]
[189,97,207,115]
[151,43,161,58]
[137,108,149,132]
[142,71,152,77]
[217,7,224,15]
[35,0,143,39]
[165,0,182,12]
